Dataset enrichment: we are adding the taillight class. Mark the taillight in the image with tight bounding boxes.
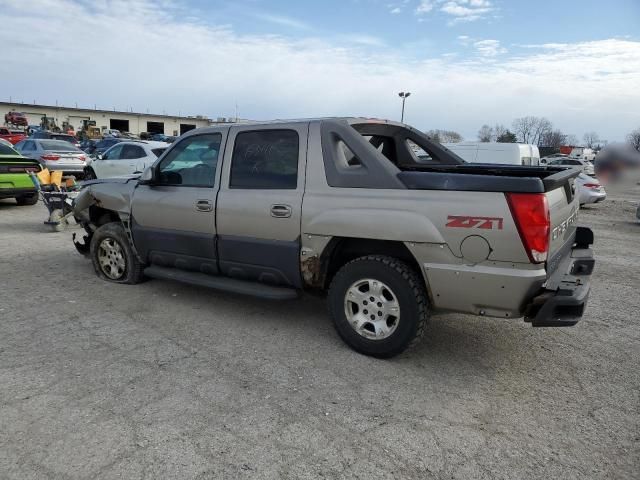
[41,154,60,161]
[583,183,599,188]
[78,155,86,161]
[505,193,550,264]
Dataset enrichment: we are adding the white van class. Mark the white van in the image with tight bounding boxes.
[569,147,595,162]
[443,142,541,166]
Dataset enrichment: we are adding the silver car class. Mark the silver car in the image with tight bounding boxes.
[548,157,595,176]
[575,172,606,206]
[14,139,88,176]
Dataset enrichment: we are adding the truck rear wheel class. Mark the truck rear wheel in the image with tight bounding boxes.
[90,222,145,284]
[328,255,429,358]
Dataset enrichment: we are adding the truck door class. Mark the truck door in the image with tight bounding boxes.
[216,124,309,288]
[130,130,227,273]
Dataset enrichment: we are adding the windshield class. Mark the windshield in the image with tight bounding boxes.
[40,140,80,152]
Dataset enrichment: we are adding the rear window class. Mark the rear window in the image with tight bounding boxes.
[51,134,75,142]
[39,140,78,152]
[151,148,166,157]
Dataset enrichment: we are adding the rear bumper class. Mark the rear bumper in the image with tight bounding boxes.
[45,163,86,173]
[0,187,37,199]
[524,227,595,327]
[580,190,606,205]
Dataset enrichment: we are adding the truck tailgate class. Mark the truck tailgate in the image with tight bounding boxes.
[546,171,580,270]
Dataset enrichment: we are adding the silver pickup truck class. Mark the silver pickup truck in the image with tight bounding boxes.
[72,118,595,358]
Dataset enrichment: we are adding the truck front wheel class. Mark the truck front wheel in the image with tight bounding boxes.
[90,222,145,284]
[328,255,429,358]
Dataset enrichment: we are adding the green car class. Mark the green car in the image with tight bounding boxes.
[0,142,41,205]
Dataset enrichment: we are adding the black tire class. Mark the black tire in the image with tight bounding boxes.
[328,255,429,358]
[15,193,38,206]
[90,222,145,284]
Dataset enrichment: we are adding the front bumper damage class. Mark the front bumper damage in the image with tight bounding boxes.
[524,227,595,327]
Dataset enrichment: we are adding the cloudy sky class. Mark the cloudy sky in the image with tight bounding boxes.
[1,0,639,141]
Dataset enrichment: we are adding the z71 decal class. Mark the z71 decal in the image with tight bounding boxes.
[446,215,504,230]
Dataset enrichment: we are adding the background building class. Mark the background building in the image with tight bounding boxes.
[0,101,213,136]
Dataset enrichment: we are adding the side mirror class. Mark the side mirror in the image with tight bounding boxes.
[138,166,155,185]
[96,153,104,160]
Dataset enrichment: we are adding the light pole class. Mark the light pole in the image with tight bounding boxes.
[398,91,411,123]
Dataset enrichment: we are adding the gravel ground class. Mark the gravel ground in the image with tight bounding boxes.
[0,184,638,479]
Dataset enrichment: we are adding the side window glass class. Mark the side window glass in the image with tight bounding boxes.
[104,144,123,160]
[406,139,434,164]
[336,140,361,167]
[230,130,299,189]
[156,133,221,187]
[121,145,145,159]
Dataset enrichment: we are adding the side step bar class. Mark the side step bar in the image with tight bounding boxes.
[144,266,300,300]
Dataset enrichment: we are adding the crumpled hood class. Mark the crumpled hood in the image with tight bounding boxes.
[73,178,138,217]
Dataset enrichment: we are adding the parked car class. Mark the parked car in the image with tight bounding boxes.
[547,157,595,176]
[14,139,88,177]
[443,142,541,166]
[27,125,42,135]
[0,142,41,205]
[0,127,26,145]
[540,153,568,165]
[91,137,124,156]
[31,131,81,148]
[4,111,28,127]
[85,141,169,179]
[575,173,606,206]
[80,139,97,154]
[103,129,121,138]
[72,118,594,358]
[151,133,177,143]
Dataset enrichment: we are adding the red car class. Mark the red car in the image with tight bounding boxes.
[4,111,28,127]
[0,127,26,145]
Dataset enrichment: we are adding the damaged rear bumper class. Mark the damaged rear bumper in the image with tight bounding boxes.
[524,227,595,327]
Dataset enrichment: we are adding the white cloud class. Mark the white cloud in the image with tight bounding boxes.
[390,7,402,14]
[254,13,311,30]
[417,0,496,24]
[415,1,434,14]
[473,39,507,56]
[0,0,638,141]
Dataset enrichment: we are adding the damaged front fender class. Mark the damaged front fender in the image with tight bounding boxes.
[72,178,139,256]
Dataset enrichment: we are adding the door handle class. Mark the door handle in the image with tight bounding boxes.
[195,199,213,212]
[270,204,292,218]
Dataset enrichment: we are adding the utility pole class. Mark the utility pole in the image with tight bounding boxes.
[398,91,411,123]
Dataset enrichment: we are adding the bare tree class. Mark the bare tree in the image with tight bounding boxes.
[512,116,552,145]
[540,129,567,149]
[425,129,463,143]
[627,128,640,151]
[583,131,599,149]
[496,130,517,143]
[493,124,507,141]
[565,134,579,146]
[477,124,493,142]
